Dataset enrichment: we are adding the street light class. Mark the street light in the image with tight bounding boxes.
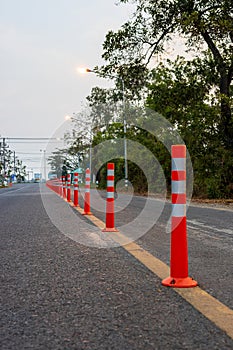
[77,67,92,74]
[65,114,72,121]
[79,67,128,187]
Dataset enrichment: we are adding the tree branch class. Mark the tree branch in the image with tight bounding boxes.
[200,29,223,65]
[227,58,233,85]
[199,5,221,15]
[144,25,174,65]
[229,29,233,43]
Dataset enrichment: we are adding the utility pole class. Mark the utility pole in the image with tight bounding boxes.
[40,150,47,180]
[0,140,2,174]
[13,151,16,175]
[78,68,128,187]
[3,138,6,179]
[0,138,9,184]
[120,77,128,188]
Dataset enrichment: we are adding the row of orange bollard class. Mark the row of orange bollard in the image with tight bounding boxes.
[46,146,197,289]
[58,166,117,232]
[61,173,79,206]
[46,178,61,195]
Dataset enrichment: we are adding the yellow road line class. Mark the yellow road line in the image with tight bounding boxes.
[177,288,233,339]
[62,194,233,339]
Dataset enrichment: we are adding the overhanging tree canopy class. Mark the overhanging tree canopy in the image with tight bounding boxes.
[101,0,233,148]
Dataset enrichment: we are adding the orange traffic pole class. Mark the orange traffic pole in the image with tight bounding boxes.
[162,145,197,288]
[66,173,71,202]
[82,168,92,215]
[62,176,66,199]
[102,163,118,232]
[73,172,79,207]
[59,177,63,197]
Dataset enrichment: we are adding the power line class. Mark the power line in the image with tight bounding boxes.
[6,141,63,144]
[1,137,64,144]
[3,137,63,140]
[15,152,43,155]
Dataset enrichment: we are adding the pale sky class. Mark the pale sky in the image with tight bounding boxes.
[0,0,134,174]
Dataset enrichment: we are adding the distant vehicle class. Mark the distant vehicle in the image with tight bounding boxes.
[34,173,42,183]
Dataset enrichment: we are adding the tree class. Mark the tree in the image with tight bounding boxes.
[47,150,67,178]
[101,0,233,149]
[86,87,119,127]
[146,56,233,197]
[14,159,26,182]
[92,121,169,195]
[0,141,26,184]
[48,121,90,177]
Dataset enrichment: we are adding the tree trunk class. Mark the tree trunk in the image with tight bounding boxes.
[219,67,233,150]
[200,28,233,149]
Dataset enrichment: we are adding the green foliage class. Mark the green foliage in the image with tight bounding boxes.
[146,57,233,198]
[87,87,118,127]
[47,150,67,178]
[101,0,233,148]
[92,122,169,195]
[48,128,89,177]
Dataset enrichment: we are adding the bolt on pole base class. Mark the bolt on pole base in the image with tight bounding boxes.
[102,227,119,233]
[82,211,92,216]
[162,276,198,288]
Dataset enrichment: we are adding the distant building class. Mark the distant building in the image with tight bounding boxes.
[48,171,57,180]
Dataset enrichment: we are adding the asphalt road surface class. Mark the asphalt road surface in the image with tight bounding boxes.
[1,183,233,349]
